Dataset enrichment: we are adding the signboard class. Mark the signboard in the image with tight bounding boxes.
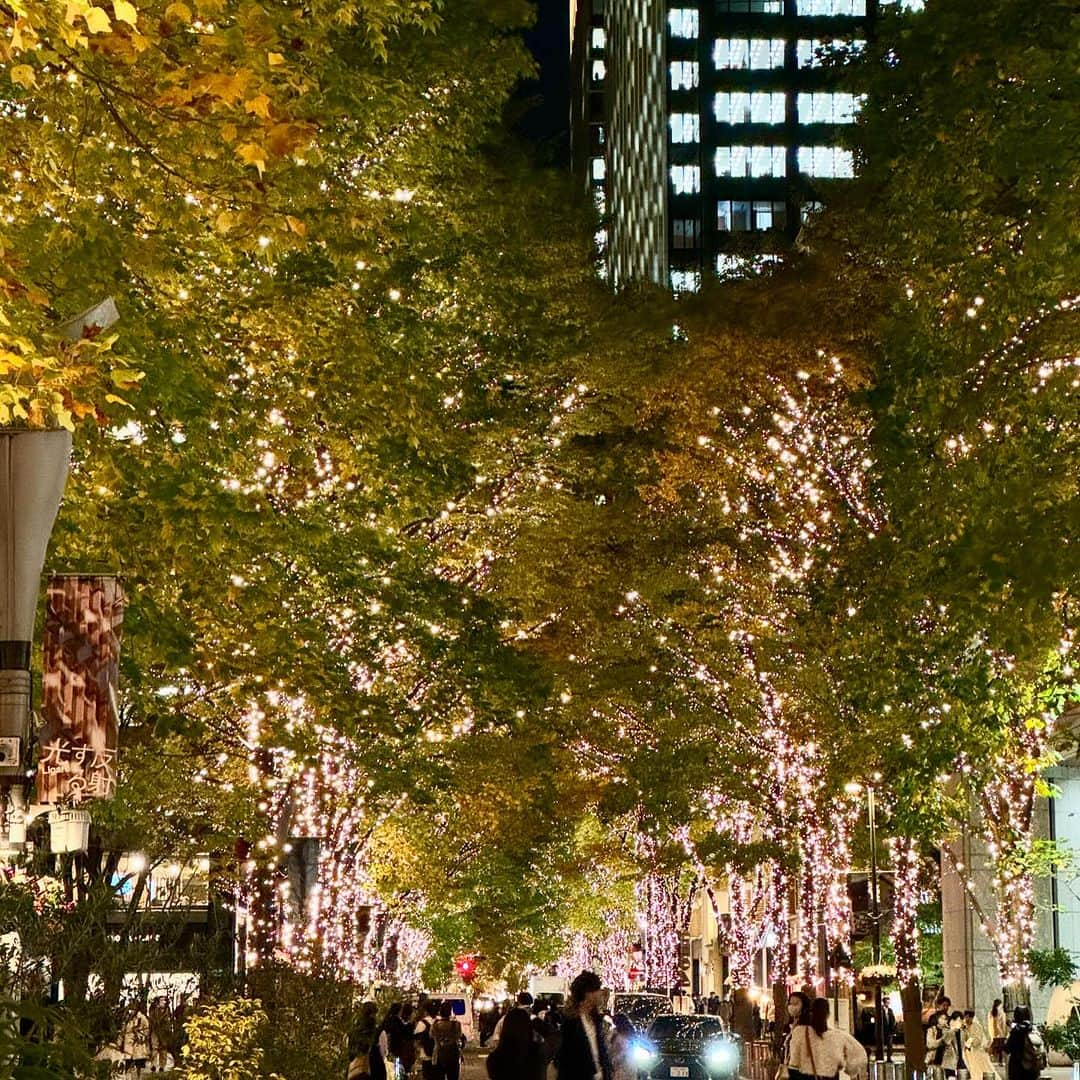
[36,575,124,805]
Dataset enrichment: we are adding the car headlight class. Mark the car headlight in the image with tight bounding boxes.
[705,1041,737,1073]
[631,1042,658,1067]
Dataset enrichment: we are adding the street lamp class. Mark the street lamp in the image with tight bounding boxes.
[847,779,884,1062]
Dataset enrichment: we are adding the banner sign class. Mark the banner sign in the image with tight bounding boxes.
[36,576,124,805]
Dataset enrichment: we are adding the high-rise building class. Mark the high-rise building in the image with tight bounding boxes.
[572,0,915,291]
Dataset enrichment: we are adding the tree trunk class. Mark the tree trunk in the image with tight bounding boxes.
[901,981,925,1080]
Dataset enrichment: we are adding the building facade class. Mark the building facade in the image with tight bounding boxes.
[573,0,901,291]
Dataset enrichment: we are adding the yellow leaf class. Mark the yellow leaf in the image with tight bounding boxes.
[214,210,235,233]
[55,408,75,432]
[164,1,191,22]
[112,0,137,25]
[285,215,306,237]
[84,6,112,32]
[267,51,284,66]
[244,93,271,118]
[236,141,266,176]
[9,64,35,89]
[104,393,134,408]
[65,0,89,24]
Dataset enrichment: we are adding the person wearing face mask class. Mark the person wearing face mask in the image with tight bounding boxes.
[926,1011,960,1076]
[775,992,813,1080]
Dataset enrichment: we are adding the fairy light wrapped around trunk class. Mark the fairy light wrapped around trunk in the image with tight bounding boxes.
[887,836,923,986]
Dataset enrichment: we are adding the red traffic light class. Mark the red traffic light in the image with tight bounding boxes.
[454,955,477,983]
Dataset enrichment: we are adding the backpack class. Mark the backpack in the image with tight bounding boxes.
[1021,1029,1047,1075]
[432,1019,461,1067]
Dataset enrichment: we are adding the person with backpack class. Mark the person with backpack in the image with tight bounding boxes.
[1005,1007,1046,1080]
[430,1001,464,1080]
[414,1001,438,1079]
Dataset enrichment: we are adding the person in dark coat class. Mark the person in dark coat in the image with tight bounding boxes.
[487,1008,546,1080]
[1005,1006,1041,1080]
[557,971,612,1080]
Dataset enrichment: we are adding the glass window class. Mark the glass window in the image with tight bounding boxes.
[717,253,782,278]
[750,38,786,68]
[752,200,787,229]
[591,59,606,82]
[715,146,785,177]
[670,164,702,194]
[714,92,749,125]
[672,219,702,249]
[797,145,855,177]
[669,8,700,37]
[591,157,606,181]
[670,269,701,293]
[716,0,782,11]
[670,113,701,143]
[670,61,700,90]
[717,39,784,70]
[797,0,866,13]
[798,92,859,123]
[591,27,606,50]
[715,93,783,125]
[751,92,786,124]
[717,200,752,232]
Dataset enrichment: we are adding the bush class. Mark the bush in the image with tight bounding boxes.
[181,998,280,1080]
[1042,1012,1080,1063]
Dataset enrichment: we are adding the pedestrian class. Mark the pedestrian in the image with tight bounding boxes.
[708,993,721,1016]
[731,988,757,1044]
[883,1003,896,1062]
[415,1001,439,1079]
[557,970,612,1080]
[487,1007,546,1080]
[1005,1007,1045,1080]
[776,991,812,1080]
[348,1000,378,1080]
[988,1000,1008,1065]
[148,996,172,1073]
[490,991,534,1049]
[926,1011,959,1077]
[787,998,868,1080]
[607,1014,638,1080]
[371,1003,400,1080]
[430,1000,465,1080]
[964,1009,998,1080]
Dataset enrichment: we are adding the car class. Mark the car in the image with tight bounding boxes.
[610,992,673,1034]
[630,1013,741,1080]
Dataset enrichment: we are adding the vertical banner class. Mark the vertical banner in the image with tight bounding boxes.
[36,575,124,805]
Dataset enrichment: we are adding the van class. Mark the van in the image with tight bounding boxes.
[427,994,476,1042]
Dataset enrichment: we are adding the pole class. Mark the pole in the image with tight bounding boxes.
[869,786,884,1062]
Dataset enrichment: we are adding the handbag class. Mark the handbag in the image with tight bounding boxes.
[804,1026,839,1080]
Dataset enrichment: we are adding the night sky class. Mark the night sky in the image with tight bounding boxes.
[514,0,571,161]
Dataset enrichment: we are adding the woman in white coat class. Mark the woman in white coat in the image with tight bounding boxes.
[926,1011,961,1076]
[788,998,868,1080]
[964,1010,999,1080]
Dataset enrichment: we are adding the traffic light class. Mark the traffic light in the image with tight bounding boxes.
[454,955,477,984]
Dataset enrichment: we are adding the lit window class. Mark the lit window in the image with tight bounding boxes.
[752,200,787,230]
[673,219,702,249]
[592,59,606,82]
[670,61,700,90]
[669,8,700,37]
[800,200,823,222]
[591,157,606,181]
[716,0,782,12]
[670,269,701,293]
[670,164,701,194]
[797,0,867,13]
[717,253,782,279]
[797,92,860,123]
[591,27,606,50]
[715,39,749,68]
[797,145,855,177]
[714,38,784,70]
[715,146,786,177]
[717,200,751,231]
[670,113,701,143]
[714,92,784,125]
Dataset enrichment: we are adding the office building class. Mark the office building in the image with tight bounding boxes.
[572,0,918,291]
